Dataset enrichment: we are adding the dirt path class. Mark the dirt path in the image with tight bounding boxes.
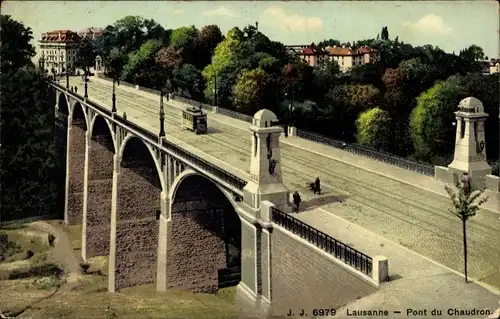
[30,221,82,284]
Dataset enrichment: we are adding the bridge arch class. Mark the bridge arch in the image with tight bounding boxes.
[57,92,69,116]
[168,170,242,293]
[118,133,165,192]
[70,101,89,129]
[114,135,163,290]
[89,115,117,153]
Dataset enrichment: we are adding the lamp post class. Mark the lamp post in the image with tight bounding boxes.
[84,68,88,98]
[210,75,218,106]
[66,67,69,90]
[112,76,117,113]
[461,172,471,283]
[38,55,45,75]
[159,89,166,137]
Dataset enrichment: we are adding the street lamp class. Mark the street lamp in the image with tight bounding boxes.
[112,76,117,113]
[210,75,218,106]
[38,55,45,75]
[66,67,69,90]
[84,68,88,98]
[159,89,166,137]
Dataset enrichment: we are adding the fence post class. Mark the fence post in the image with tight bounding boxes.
[372,255,389,284]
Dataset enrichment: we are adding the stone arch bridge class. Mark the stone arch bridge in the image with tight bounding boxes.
[49,82,382,316]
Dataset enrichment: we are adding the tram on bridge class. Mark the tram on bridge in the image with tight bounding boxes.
[181,106,207,134]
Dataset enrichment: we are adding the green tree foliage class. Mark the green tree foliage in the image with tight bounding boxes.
[459,45,485,61]
[356,107,393,151]
[106,47,128,79]
[202,27,244,104]
[380,26,389,41]
[122,39,161,85]
[444,178,488,282]
[74,39,96,73]
[113,15,147,53]
[233,68,270,114]
[0,15,36,72]
[410,76,464,160]
[1,16,57,221]
[196,25,224,68]
[173,64,204,100]
[170,25,199,65]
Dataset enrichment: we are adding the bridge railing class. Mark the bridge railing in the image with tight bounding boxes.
[50,81,247,193]
[271,207,373,277]
[94,75,435,176]
[161,139,247,191]
[296,129,435,176]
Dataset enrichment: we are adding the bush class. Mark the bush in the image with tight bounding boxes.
[8,263,63,279]
[0,234,22,261]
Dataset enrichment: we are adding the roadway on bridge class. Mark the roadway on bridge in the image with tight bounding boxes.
[68,76,500,290]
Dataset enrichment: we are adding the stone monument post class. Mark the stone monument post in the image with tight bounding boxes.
[447,97,492,189]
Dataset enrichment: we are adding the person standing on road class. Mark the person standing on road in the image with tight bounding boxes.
[314,177,321,195]
[74,86,78,93]
[293,191,301,213]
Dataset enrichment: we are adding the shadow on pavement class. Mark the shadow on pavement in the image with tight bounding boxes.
[301,193,348,211]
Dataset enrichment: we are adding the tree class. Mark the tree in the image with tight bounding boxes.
[233,67,269,114]
[113,15,147,53]
[381,68,403,91]
[459,45,485,61]
[155,45,183,71]
[381,26,389,41]
[106,47,127,79]
[444,176,488,283]
[0,15,36,72]
[74,39,96,73]
[122,39,161,85]
[356,107,393,151]
[409,76,464,160]
[170,25,199,64]
[142,18,170,44]
[1,16,57,221]
[173,64,204,100]
[196,25,224,68]
[202,27,244,104]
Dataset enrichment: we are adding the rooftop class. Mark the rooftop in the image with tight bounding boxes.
[39,30,82,43]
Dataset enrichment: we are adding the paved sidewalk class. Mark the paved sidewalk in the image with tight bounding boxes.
[295,207,499,318]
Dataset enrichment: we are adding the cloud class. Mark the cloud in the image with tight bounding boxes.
[202,6,237,18]
[260,5,323,33]
[403,14,452,36]
[171,9,184,15]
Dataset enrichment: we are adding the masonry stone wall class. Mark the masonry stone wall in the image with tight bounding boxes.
[85,135,114,258]
[270,226,377,316]
[115,164,160,290]
[167,175,239,293]
[168,200,226,293]
[67,120,86,225]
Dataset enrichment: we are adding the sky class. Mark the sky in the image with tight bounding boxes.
[3,1,499,60]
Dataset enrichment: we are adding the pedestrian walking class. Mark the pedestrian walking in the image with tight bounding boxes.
[314,177,321,195]
[292,191,301,213]
[74,86,78,93]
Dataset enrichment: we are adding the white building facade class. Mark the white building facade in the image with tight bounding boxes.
[39,30,82,75]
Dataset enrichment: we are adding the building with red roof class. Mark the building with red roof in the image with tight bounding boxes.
[38,29,82,75]
[285,43,380,72]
